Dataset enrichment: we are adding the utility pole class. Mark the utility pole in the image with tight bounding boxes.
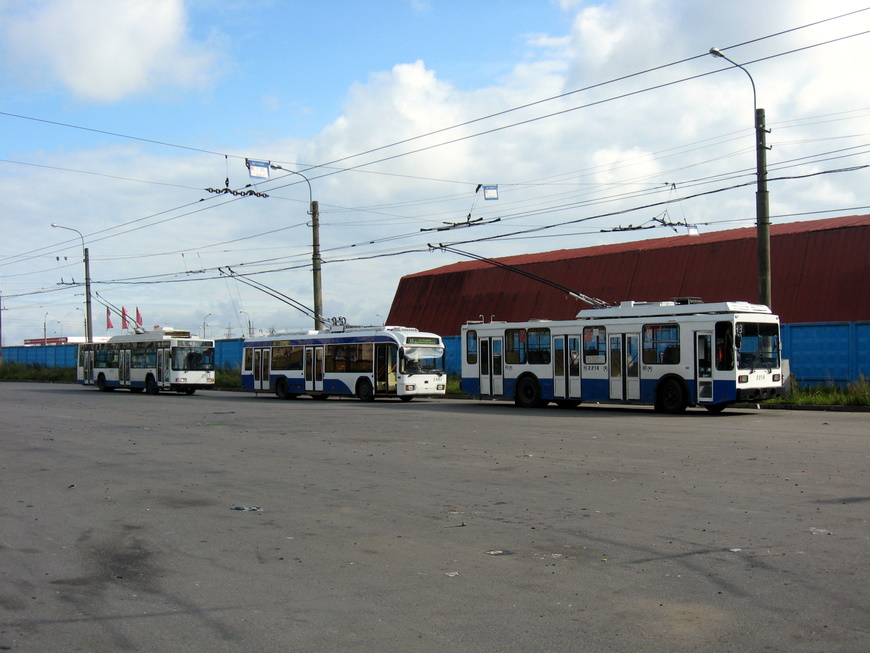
[51,224,94,342]
[311,200,323,330]
[709,48,772,308]
[754,108,771,308]
[270,165,324,330]
[84,247,93,342]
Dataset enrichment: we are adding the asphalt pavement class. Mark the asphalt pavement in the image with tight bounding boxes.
[1,382,867,652]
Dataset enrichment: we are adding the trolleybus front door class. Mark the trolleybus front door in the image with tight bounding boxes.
[478,337,503,396]
[555,335,582,399]
[375,344,397,395]
[609,334,640,401]
[253,348,271,392]
[305,346,323,393]
[695,332,713,404]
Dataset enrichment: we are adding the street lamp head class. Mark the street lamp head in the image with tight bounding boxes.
[51,223,60,228]
[709,47,725,58]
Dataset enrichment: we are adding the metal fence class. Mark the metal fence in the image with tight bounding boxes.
[780,322,869,385]
[3,322,869,386]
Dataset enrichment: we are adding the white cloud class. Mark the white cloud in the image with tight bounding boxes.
[0,0,221,101]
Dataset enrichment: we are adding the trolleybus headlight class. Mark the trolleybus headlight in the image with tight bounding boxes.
[177,377,186,383]
[773,374,781,382]
[437,384,445,391]
[207,378,214,383]
[738,375,748,384]
[405,384,416,392]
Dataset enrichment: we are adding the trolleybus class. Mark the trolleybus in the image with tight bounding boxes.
[242,326,447,401]
[77,328,216,394]
[461,300,782,413]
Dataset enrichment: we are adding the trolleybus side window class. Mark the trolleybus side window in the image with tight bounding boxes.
[272,345,303,371]
[715,322,734,371]
[95,347,117,368]
[132,344,158,369]
[325,343,373,373]
[583,327,606,365]
[643,324,680,364]
[506,329,525,364]
[466,330,478,364]
[244,348,253,372]
[527,328,550,364]
[505,328,551,365]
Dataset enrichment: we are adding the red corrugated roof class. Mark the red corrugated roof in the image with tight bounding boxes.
[388,215,870,334]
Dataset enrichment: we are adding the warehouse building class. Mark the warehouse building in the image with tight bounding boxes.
[387,214,870,383]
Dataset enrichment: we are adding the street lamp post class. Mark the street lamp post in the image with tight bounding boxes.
[51,224,94,342]
[43,312,49,344]
[239,310,252,337]
[270,165,323,330]
[202,313,211,339]
[709,48,772,309]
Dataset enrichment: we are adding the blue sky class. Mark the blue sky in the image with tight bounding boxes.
[1,0,869,344]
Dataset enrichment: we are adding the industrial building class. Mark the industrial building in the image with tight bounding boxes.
[387,214,870,334]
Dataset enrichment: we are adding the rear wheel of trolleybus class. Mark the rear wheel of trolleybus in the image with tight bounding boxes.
[145,374,159,395]
[654,377,687,414]
[514,375,548,408]
[356,378,375,402]
[96,373,114,392]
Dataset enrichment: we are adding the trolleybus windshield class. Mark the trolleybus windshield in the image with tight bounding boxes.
[736,322,780,371]
[171,344,216,371]
[401,345,445,375]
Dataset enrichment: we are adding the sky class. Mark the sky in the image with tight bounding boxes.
[1,0,868,345]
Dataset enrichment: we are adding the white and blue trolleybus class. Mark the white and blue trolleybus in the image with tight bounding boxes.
[461,299,782,413]
[242,326,447,401]
[77,328,216,394]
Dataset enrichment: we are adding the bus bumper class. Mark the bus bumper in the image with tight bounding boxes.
[737,386,782,401]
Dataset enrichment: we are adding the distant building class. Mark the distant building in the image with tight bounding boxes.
[387,214,870,334]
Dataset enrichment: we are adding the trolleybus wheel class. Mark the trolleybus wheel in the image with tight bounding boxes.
[656,378,687,414]
[145,375,159,395]
[515,376,544,408]
[399,396,413,402]
[275,378,292,400]
[184,388,196,395]
[554,399,580,409]
[356,379,375,402]
[96,373,113,392]
[704,403,727,414]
